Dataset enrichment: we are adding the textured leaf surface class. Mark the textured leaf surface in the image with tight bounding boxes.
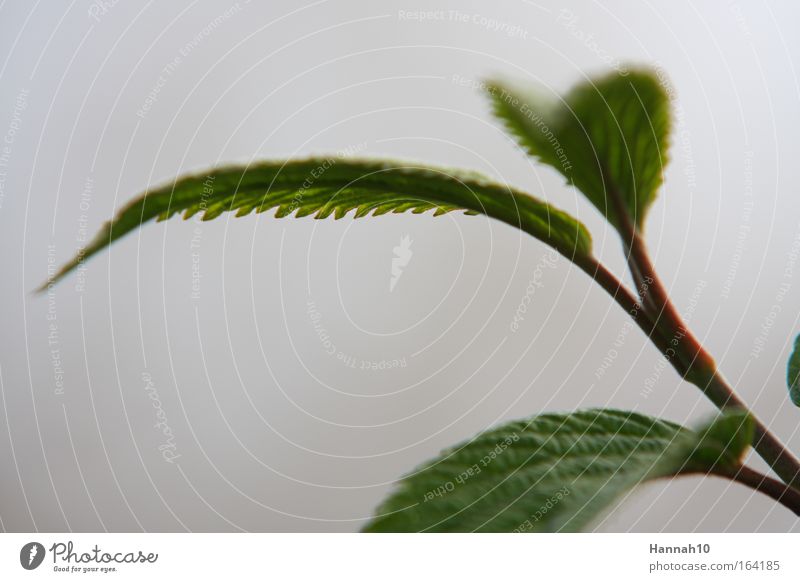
[44,158,592,288]
[486,69,671,231]
[363,409,751,533]
[788,334,800,407]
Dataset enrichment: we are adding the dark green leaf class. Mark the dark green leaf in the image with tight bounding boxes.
[486,68,671,231]
[788,334,800,407]
[41,158,592,290]
[363,409,750,533]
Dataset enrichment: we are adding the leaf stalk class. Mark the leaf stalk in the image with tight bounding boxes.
[584,179,800,490]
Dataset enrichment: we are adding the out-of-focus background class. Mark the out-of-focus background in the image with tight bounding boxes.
[1,0,799,532]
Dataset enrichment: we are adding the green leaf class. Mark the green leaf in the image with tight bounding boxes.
[486,68,671,232]
[788,334,800,407]
[362,409,750,533]
[41,158,592,290]
[686,409,753,470]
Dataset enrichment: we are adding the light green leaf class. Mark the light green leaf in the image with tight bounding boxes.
[788,334,800,407]
[41,158,592,290]
[686,409,753,469]
[363,409,751,533]
[486,68,671,231]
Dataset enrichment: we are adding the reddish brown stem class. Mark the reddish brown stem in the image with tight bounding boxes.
[589,181,800,489]
[711,465,800,515]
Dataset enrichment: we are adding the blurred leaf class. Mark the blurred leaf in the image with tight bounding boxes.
[42,158,592,290]
[363,409,750,532]
[788,334,800,407]
[486,68,671,232]
[686,409,754,469]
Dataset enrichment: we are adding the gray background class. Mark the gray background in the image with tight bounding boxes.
[1,0,799,532]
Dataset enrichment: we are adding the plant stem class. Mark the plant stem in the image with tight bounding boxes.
[628,229,800,489]
[625,229,715,377]
[700,373,800,490]
[710,466,800,516]
[596,170,800,488]
[575,220,800,489]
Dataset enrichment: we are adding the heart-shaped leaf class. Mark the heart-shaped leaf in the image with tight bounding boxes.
[363,409,752,532]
